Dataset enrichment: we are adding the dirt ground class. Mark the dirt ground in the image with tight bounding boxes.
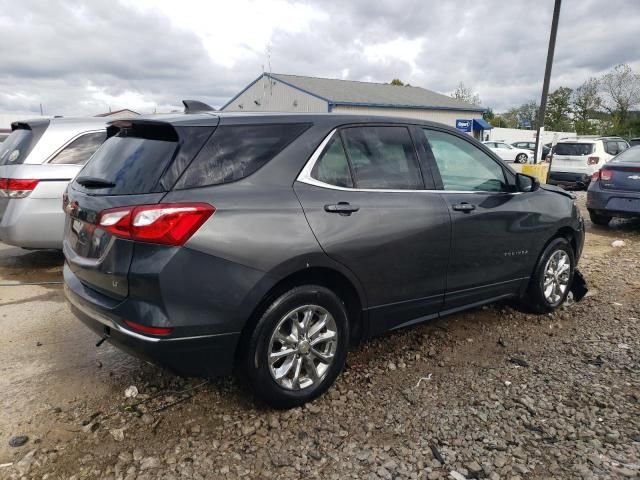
[0,192,638,480]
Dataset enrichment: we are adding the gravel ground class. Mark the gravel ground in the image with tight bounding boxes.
[1,192,639,480]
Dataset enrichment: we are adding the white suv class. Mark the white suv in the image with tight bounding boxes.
[548,136,630,189]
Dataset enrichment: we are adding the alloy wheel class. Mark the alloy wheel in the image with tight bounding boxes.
[268,305,338,390]
[542,250,571,304]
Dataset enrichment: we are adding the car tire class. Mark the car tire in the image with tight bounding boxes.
[238,285,349,409]
[516,153,528,163]
[522,237,575,314]
[588,209,611,226]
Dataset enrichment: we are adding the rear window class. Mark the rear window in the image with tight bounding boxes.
[49,131,106,165]
[74,135,177,195]
[175,124,310,189]
[611,147,640,164]
[0,129,34,166]
[554,143,594,156]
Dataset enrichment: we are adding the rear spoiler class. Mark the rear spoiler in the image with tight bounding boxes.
[106,119,179,141]
[11,118,50,132]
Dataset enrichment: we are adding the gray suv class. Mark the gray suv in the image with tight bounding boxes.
[63,112,585,407]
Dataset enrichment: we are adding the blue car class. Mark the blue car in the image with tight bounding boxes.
[587,146,640,225]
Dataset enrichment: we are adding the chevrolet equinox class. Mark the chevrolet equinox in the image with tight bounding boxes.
[63,112,585,408]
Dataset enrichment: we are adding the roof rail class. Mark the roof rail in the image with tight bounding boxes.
[182,100,215,114]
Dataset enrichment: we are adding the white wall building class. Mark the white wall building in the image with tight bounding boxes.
[487,127,576,145]
[222,73,490,138]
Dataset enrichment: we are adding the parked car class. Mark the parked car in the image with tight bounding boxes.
[548,136,630,189]
[63,112,585,408]
[0,117,108,249]
[511,141,551,160]
[629,138,640,147]
[586,146,640,225]
[483,141,530,163]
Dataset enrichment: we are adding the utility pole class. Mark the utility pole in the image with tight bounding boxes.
[534,0,561,164]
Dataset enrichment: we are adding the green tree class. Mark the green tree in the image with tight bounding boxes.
[572,78,601,135]
[600,63,640,130]
[390,79,405,86]
[545,87,573,131]
[451,82,481,106]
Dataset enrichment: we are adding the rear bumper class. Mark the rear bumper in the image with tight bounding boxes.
[0,196,65,249]
[587,183,640,218]
[548,171,591,188]
[64,264,240,377]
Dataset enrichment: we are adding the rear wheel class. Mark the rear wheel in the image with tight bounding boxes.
[516,153,528,163]
[588,209,611,226]
[522,237,575,313]
[238,285,349,409]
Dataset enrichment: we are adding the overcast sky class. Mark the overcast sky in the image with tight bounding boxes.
[1,0,638,116]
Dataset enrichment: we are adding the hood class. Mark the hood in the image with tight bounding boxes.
[540,183,575,199]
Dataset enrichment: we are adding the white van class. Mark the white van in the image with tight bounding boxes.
[548,136,630,189]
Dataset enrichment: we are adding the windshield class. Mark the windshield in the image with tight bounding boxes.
[554,143,594,156]
[0,129,33,165]
[611,146,640,164]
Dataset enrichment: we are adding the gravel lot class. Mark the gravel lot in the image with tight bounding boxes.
[1,192,639,480]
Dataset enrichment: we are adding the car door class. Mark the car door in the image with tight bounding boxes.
[420,128,536,311]
[294,125,451,335]
[496,142,515,161]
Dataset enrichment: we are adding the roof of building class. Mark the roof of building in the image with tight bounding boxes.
[223,73,485,112]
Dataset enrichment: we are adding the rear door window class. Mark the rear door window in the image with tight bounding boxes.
[554,143,594,156]
[175,123,310,189]
[0,129,33,165]
[340,126,423,189]
[49,131,106,165]
[311,136,353,188]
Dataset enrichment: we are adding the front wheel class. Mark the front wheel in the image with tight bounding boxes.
[588,209,611,226]
[516,153,528,163]
[238,285,349,409]
[522,237,575,313]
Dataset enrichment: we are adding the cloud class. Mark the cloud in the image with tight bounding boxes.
[0,0,638,116]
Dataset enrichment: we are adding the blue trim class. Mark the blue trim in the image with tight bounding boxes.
[332,101,486,113]
[220,74,264,110]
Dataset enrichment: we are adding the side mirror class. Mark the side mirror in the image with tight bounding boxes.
[516,173,539,192]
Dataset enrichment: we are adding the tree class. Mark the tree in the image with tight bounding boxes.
[505,101,539,129]
[572,78,602,135]
[451,82,481,106]
[545,87,573,131]
[599,63,640,129]
[390,79,405,86]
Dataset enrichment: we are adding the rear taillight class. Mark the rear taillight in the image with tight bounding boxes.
[0,178,39,198]
[600,169,613,181]
[588,156,600,165]
[97,203,215,246]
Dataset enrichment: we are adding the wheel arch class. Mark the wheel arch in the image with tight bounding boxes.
[237,265,367,367]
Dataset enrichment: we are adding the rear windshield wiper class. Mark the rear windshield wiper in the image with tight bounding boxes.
[75,176,116,188]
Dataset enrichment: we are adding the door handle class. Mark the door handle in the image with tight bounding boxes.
[324,202,360,215]
[452,202,476,212]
